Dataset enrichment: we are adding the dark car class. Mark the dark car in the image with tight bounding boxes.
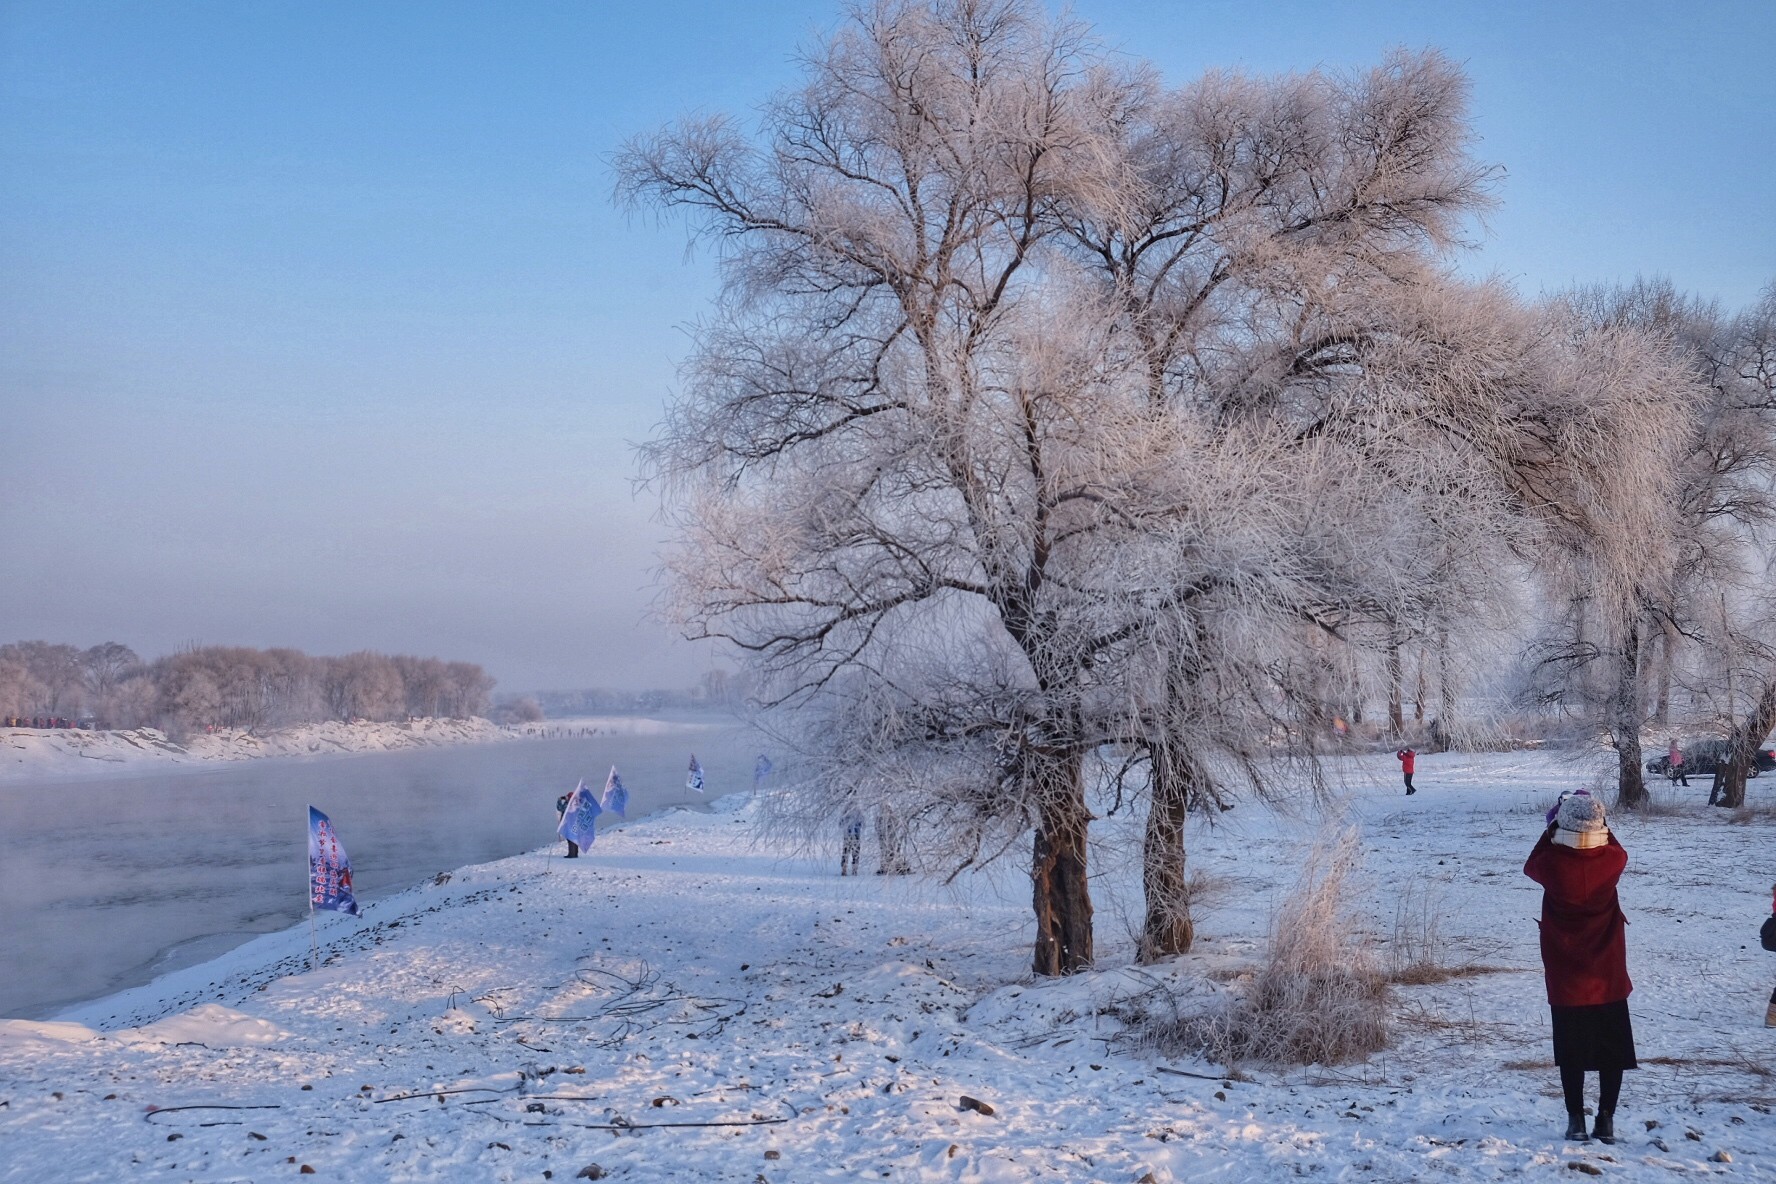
[1646,739,1776,777]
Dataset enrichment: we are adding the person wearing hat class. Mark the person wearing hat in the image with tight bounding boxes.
[1524,790,1636,1144]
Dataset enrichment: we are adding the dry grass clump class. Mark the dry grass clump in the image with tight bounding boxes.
[1623,791,1686,817]
[1138,833,1390,1069]
[1387,876,1445,984]
[1382,877,1516,984]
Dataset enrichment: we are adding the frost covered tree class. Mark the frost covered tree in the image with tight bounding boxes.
[1590,282,1776,808]
[1044,51,1521,956]
[624,0,1694,972]
[1703,286,1776,807]
[624,0,1155,972]
[1529,280,1772,808]
[80,642,140,705]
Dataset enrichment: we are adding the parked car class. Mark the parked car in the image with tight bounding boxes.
[1646,739,1776,777]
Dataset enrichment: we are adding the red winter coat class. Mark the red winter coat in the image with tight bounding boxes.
[1523,831,1632,1007]
[1396,749,1416,774]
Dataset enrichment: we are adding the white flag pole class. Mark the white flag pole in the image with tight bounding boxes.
[305,808,319,972]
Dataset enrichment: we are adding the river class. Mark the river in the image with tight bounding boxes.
[0,719,760,1020]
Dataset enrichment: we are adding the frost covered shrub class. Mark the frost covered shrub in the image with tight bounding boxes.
[1144,834,1390,1068]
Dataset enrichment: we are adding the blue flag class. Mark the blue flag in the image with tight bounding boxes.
[601,766,629,818]
[687,754,705,793]
[307,806,359,916]
[753,753,774,790]
[558,780,602,850]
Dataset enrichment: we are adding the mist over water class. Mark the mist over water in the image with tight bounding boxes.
[0,720,762,1020]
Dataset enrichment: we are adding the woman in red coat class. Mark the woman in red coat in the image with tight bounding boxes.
[1524,790,1635,1144]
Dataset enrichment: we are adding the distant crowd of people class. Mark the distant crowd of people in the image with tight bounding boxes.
[3,716,87,729]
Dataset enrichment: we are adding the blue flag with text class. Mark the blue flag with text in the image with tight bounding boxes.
[558,780,602,850]
[307,806,360,916]
[601,766,629,818]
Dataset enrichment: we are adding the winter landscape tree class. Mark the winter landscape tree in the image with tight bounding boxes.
[1,641,496,735]
[626,0,1720,973]
[1524,280,1776,807]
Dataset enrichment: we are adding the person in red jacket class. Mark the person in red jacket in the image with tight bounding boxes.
[1763,883,1776,1028]
[1396,747,1417,795]
[1524,791,1635,1144]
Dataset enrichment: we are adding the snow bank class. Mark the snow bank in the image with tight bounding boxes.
[3,753,1774,1181]
[1,716,725,783]
[0,717,513,782]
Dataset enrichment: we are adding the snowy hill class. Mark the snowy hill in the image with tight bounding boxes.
[2,751,1772,1180]
[0,716,704,783]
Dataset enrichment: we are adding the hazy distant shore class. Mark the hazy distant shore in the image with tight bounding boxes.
[0,714,718,784]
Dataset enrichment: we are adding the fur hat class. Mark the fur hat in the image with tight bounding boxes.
[1551,791,1610,848]
[1557,791,1607,833]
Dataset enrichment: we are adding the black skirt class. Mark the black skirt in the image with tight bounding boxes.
[1550,1000,1637,1070]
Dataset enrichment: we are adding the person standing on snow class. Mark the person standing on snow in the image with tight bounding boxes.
[555,792,579,859]
[1761,884,1776,1027]
[1396,747,1417,795]
[1524,791,1636,1144]
[839,803,864,876]
[1667,737,1687,787]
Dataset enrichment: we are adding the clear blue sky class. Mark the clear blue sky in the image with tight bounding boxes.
[2,0,1771,692]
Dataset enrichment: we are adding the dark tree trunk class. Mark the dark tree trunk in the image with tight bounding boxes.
[1721,680,1776,810]
[1612,619,1649,810]
[1030,748,1093,976]
[1138,745,1194,962]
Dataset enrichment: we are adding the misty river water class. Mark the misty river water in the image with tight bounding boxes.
[0,718,762,1020]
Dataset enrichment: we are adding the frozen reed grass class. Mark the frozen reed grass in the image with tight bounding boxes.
[1387,876,1446,985]
[1135,832,1391,1069]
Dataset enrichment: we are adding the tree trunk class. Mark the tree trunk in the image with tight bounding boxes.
[1653,619,1676,726]
[1413,647,1427,724]
[1030,748,1093,976]
[1611,619,1649,810]
[1385,631,1404,737]
[1138,745,1194,962]
[1721,679,1776,810]
[1436,625,1455,745]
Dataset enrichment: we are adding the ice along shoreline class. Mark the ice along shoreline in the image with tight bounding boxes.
[0,714,718,784]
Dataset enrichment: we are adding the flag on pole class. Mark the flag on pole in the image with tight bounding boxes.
[687,754,705,793]
[558,780,602,851]
[753,754,774,792]
[307,806,360,916]
[601,766,629,817]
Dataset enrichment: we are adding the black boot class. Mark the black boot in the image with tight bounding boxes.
[1565,1113,1590,1142]
[1592,1112,1615,1144]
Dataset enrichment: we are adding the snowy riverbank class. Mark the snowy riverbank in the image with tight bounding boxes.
[3,752,1774,1181]
[0,715,713,783]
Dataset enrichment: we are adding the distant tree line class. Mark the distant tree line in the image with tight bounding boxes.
[0,641,495,735]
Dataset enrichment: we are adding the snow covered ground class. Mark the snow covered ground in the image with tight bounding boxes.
[3,750,1773,1182]
[0,716,709,783]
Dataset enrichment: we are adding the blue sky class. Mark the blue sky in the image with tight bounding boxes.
[2,0,1771,691]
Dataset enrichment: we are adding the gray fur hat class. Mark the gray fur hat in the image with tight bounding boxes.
[1557,792,1607,833]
